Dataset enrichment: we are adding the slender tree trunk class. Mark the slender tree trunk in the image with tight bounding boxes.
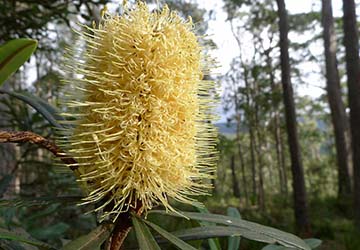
[230,154,241,198]
[249,119,257,202]
[255,126,265,211]
[254,81,265,211]
[229,21,257,202]
[243,67,258,201]
[322,0,352,200]
[276,0,311,235]
[342,0,360,229]
[265,50,288,196]
[236,115,249,205]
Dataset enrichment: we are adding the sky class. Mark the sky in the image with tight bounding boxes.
[191,0,344,122]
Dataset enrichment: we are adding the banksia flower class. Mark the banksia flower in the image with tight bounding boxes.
[59,1,218,221]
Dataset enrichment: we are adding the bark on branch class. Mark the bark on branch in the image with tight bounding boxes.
[0,131,78,170]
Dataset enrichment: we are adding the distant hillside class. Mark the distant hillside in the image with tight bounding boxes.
[215,123,237,135]
[215,119,328,136]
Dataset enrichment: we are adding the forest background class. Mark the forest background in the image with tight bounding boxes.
[1,0,360,249]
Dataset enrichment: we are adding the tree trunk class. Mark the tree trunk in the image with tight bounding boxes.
[236,115,249,205]
[255,126,265,211]
[249,118,257,202]
[243,66,257,202]
[265,49,288,196]
[321,0,352,200]
[229,21,257,202]
[276,0,311,235]
[230,154,241,198]
[342,0,360,229]
[254,80,265,211]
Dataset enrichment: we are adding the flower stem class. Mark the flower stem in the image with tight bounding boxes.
[108,202,143,250]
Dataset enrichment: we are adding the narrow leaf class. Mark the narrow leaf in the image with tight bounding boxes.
[140,218,197,250]
[0,228,55,250]
[61,223,114,250]
[150,210,310,250]
[31,222,70,241]
[304,239,322,249]
[0,89,63,128]
[131,215,161,250]
[262,245,290,250]
[196,207,221,250]
[227,207,241,219]
[227,207,241,250]
[0,39,37,85]
[169,226,272,242]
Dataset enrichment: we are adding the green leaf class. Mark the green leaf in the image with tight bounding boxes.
[0,89,63,128]
[140,217,197,250]
[31,222,70,241]
[0,228,55,250]
[0,39,37,85]
[170,226,272,242]
[61,223,114,250]
[304,239,322,249]
[150,210,310,250]
[196,207,221,250]
[131,215,161,250]
[227,207,241,250]
[261,238,321,250]
[226,207,242,219]
[0,239,27,250]
[262,245,290,250]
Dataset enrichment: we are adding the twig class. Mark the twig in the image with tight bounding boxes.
[0,131,78,170]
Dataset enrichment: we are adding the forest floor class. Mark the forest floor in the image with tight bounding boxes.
[205,195,359,250]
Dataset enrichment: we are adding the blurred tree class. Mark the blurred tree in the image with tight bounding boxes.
[321,0,352,201]
[342,0,360,230]
[275,0,311,235]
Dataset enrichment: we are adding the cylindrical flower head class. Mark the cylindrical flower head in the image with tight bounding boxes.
[59,2,218,221]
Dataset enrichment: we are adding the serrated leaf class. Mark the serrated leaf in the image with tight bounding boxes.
[0,89,63,128]
[150,210,310,250]
[0,39,37,85]
[304,239,322,249]
[0,228,55,250]
[227,207,241,250]
[140,218,197,250]
[131,215,161,250]
[61,223,114,250]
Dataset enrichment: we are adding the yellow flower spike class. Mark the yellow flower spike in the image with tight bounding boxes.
[59,1,218,221]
